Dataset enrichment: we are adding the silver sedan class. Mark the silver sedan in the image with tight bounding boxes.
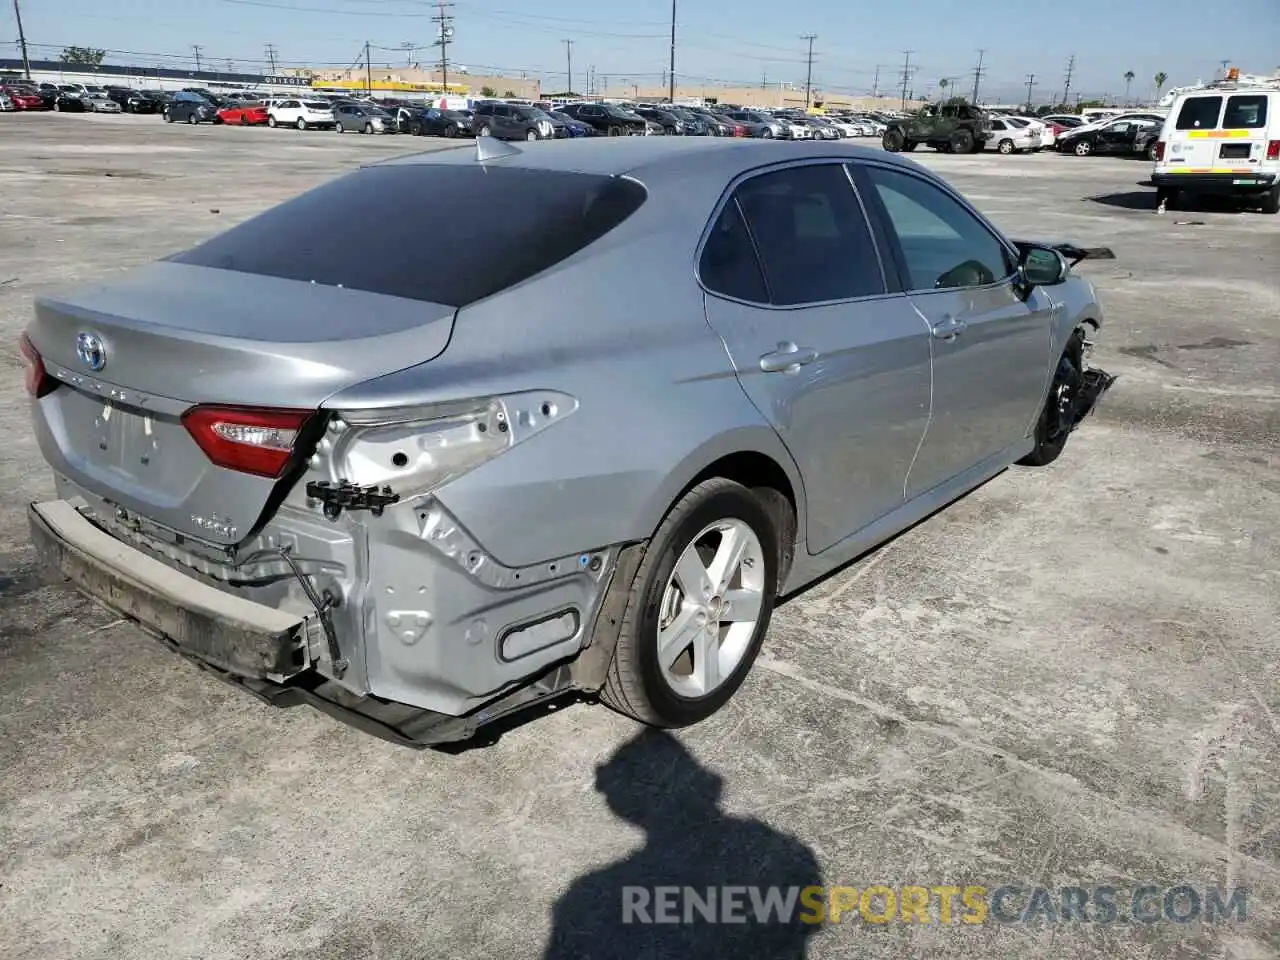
[23,137,1114,747]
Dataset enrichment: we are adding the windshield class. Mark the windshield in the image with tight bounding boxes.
[528,108,553,120]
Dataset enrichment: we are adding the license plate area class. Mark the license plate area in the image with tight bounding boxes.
[1220,143,1252,160]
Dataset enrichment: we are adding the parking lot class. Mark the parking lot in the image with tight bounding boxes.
[1,112,1277,960]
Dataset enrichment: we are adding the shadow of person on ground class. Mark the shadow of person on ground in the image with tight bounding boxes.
[543,729,823,960]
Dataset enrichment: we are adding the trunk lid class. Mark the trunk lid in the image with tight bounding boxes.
[27,261,456,547]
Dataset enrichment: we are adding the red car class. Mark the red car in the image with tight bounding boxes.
[1,85,47,111]
[216,102,269,125]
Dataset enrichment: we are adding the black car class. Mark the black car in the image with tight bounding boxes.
[105,86,160,114]
[1057,115,1164,159]
[634,106,689,135]
[690,108,734,136]
[164,92,218,124]
[558,102,647,136]
[396,105,472,137]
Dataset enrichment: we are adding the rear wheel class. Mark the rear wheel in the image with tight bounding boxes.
[1147,141,1160,162]
[297,118,307,131]
[1259,185,1280,215]
[882,128,905,152]
[1074,139,1093,156]
[998,138,1015,155]
[951,129,975,154]
[600,479,780,728]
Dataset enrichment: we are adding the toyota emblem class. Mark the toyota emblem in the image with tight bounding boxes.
[76,332,106,372]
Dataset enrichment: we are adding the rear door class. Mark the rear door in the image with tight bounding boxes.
[855,162,1053,498]
[700,161,932,553]
[1216,93,1272,173]
[1164,95,1224,170]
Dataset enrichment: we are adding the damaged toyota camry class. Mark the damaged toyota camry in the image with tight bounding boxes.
[22,136,1114,748]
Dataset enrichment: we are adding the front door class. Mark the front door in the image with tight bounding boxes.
[699,161,932,553]
[855,163,1054,500]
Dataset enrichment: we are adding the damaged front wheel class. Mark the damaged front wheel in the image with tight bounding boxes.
[1019,328,1113,467]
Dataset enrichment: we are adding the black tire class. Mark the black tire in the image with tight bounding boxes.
[363,122,373,135]
[409,122,422,136]
[951,129,975,154]
[998,138,1015,155]
[1019,328,1088,467]
[477,123,491,137]
[1147,141,1160,162]
[335,121,345,133]
[444,123,457,137]
[163,110,173,123]
[297,118,307,131]
[1074,139,1092,156]
[600,478,780,728]
[761,127,774,139]
[267,115,276,128]
[902,139,917,152]
[607,124,623,137]
[1259,185,1280,215]
[882,128,905,152]
[525,128,538,141]
[186,112,197,125]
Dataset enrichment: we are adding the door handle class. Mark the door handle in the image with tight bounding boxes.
[930,315,968,340]
[759,341,819,374]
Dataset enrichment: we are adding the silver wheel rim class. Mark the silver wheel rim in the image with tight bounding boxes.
[656,518,765,698]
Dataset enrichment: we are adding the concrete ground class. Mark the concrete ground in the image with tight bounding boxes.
[0,113,1277,960]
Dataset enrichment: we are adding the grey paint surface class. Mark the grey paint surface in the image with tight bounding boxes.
[1,115,1277,959]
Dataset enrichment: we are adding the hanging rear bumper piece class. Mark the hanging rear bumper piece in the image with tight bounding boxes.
[1073,368,1117,428]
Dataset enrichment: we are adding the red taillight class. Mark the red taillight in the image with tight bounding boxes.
[1267,140,1280,161]
[182,405,314,478]
[19,334,55,398]
[1153,140,1166,161]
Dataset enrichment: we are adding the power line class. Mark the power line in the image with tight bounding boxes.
[1062,54,1075,107]
[800,33,817,107]
[192,44,203,72]
[971,48,985,103]
[899,49,913,111]
[12,0,31,79]
[1024,72,1036,110]
[562,38,573,94]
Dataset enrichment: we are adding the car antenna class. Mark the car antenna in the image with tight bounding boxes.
[476,136,523,162]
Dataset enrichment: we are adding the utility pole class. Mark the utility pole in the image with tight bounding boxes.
[668,0,677,103]
[12,0,31,79]
[192,44,204,73]
[562,38,573,94]
[365,41,373,96]
[871,64,881,98]
[899,50,913,111]
[432,2,454,94]
[971,48,985,103]
[1062,54,1075,108]
[1024,72,1036,111]
[801,34,817,108]
[264,44,278,74]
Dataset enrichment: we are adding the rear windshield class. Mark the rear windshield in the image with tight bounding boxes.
[1175,96,1222,130]
[170,164,648,307]
[1223,94,1267,129]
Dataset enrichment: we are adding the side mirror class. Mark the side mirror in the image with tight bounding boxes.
[1020,246,1070,287]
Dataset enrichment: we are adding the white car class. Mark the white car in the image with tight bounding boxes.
[989,116,1041,153]
[266,97,336,130]
[1006,115,1054,148]
[825,117,865,138]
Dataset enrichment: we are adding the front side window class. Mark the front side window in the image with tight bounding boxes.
[1175,96,1222,130]
[1223,95,1267,129]
[734,163,884,306]
[865,166,1013,292]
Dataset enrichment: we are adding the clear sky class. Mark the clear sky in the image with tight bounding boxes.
[5,0,1278,101]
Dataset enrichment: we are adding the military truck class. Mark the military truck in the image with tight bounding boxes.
[882,100,993,154]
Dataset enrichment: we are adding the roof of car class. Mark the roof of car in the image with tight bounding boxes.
[384,136,915,181]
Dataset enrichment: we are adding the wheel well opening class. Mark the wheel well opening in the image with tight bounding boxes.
[688,452,796,518]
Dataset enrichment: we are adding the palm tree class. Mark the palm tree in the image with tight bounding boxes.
[1154,71,1168,102]
[939,78,948,98]
[1123,71,1135,104]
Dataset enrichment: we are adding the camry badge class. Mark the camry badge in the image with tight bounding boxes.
[76,332,106,372]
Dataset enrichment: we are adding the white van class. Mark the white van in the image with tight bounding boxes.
[1152,78,1280,213]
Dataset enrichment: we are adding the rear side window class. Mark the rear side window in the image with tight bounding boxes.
[700,200,768,303]
[1175,96,1222,130]
[735,163,884,306]
[171,165,647,307]
[1223,95,1268,129]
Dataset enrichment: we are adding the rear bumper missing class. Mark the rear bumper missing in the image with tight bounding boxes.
[28,499,309,679]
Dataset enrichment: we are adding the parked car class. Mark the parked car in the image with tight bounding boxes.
[1042,114,1085,129]
[268,98,336,130]
[0,91,11,112]
[690,109,737,136]
[1057,115,1162,158]
[883,101,993,153]
[1002,115,1053,149]
[164,92,218,124]
[396,105,471,137]
[0,84,45,110]
[557,101,647,136]
[798,116,842,140]
[21,138,1114,747]
[51,90,88,113]
[217,101,270,125]
[334,102,397,134]
[549,110,594,137]
[989,116,1041,153]
[84,92,123,114]
[635,106,690,135]
[105,87,161,114]
[473,101,554,140]
[722,109,786,139]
